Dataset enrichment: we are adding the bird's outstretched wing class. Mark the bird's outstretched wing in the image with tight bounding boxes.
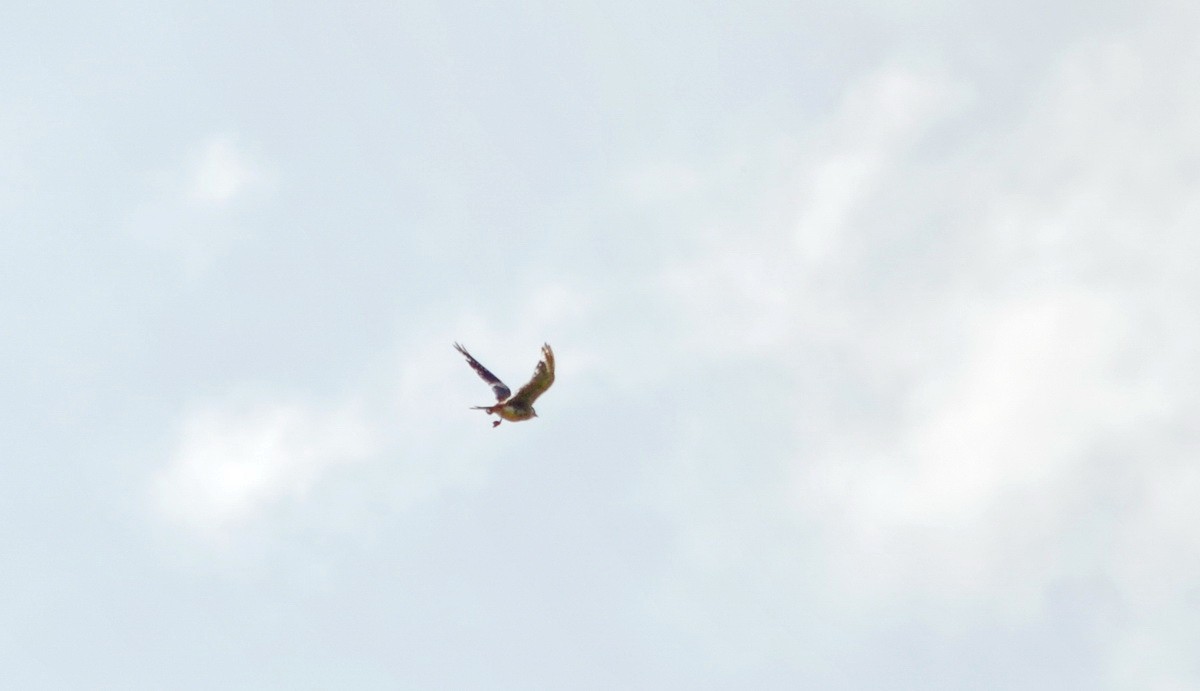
[508,344,555,407]
[454,343,511,402]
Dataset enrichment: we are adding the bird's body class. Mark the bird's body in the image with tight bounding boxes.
[454,343,555,427]
[472,401,537,422]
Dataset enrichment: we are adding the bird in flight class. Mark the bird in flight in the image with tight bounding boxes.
[454,342,555,427]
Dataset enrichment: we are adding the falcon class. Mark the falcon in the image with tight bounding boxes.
[454,342,555,427]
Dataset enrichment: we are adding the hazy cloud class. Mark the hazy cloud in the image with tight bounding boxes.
[645,15,1200,686]
[125,133,273,278]
[152,395,377,540]
[188,135,268,206]
[10,0,1200,687]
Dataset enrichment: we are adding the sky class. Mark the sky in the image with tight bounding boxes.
[3,0,1200,688]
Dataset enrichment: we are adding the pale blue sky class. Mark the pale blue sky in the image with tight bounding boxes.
[4,1,1199,688]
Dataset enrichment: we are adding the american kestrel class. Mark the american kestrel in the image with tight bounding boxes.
[454,343,555,427]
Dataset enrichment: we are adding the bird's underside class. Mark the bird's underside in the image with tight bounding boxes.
[454,342,555,427]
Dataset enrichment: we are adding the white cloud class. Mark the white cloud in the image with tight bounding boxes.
[188,135,266,206]
[887,291,1133,523]
[659,66,971,359]
[798,289,1152,605]
[125,133,274,279]
[794,151,883,264]
[795,65,969,268]
[152,396,377,540]
[645,12,1200,682]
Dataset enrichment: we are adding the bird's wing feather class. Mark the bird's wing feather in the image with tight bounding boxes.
[454,343,511,401]
[508,344,555,407]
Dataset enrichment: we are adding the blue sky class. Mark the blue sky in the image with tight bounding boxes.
[4,0,1199,688]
